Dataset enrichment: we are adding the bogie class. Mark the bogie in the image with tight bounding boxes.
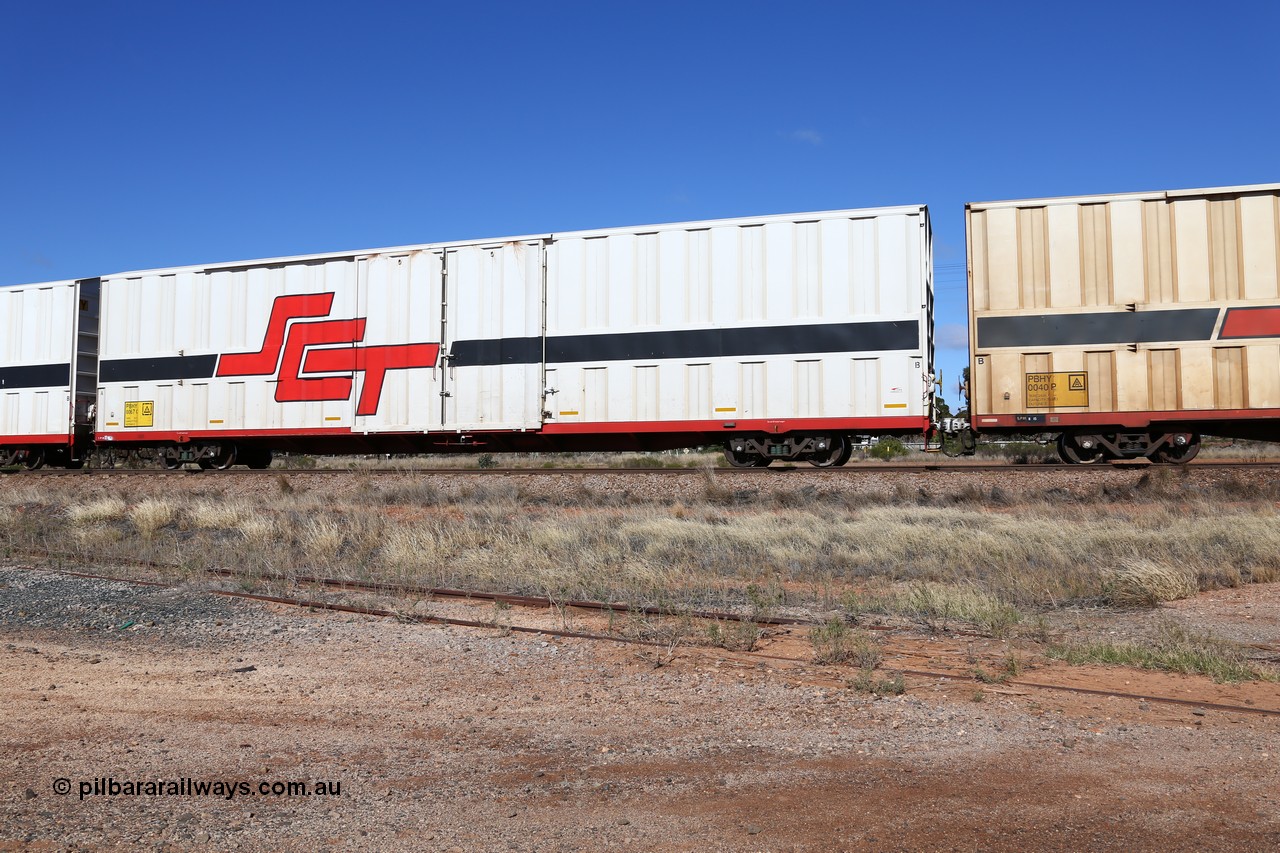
[1055,431,1202,465]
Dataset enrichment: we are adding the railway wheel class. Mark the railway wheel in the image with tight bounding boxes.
[1057,433,1104,465]
[1154,434,1201,464]
[159,451,182,470]
[724,445,767,468]
[198,444,237,471]
[809,436,852,468]
[21,449,46,471]
[0,450,19,467]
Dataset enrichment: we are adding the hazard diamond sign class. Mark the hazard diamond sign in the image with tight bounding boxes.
[1025,372,1089,408]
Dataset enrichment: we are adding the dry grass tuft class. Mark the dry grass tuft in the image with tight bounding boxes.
[849,668,906,696]
[1050,621,1276,683]
[1105,558,1199,608]
[1246,564,1280,584]
[302,518,346,562]
[72,523,125,548]
[811,619,883,667]
[236,515,277,547]
[67,497,128,525]
[129,499,175,539]
[380,524,440,570]
[863,581,1021,637]
[704,619,763,651]
[0,485,43,508]
[189,499,255,530]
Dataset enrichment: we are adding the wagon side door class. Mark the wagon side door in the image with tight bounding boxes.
[442,241,546,432]
[352,250,445,433]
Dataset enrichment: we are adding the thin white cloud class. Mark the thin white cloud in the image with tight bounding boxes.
[936,323,969,350]
[783,129,823,146]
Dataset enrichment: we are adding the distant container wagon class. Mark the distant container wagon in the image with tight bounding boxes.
[0,278,98,468]
[966,182,1280,462]
[91,205,934,468]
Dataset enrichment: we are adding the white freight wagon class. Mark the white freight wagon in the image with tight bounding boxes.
[966,182,1280,462]
[0,278,99,468]
[93,205,934,467]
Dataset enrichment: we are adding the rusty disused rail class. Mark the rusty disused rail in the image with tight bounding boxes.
[15,566,1280,719]
[204,567,813,627]
[50,569,657,645]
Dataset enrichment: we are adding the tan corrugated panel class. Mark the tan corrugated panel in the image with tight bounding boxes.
[1240,194,1280,299]
[1213,347,1245,408]
[1148,350,1179,411]
[969,182,1280,211]
[1080,204,1111,306]
[1247,344,1280,407]
[1110,201,1145,305]
[1143,200,1175,303]
[968,183,1280,417]
[1173,197,1212,303]
[1086,351,1115,412]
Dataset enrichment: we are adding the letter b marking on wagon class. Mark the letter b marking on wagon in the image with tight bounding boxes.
[215,294,439,416]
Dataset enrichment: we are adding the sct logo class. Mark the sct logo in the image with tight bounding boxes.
[215,293,439,416]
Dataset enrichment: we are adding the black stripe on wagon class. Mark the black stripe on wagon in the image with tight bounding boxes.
[0,363,71,389]
[98,354,219,383]
[450,337,543,366]
[451,320,920,367]
[976,308,1220,349]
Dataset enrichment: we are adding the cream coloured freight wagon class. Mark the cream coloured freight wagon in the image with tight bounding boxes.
[966,182,1280,462]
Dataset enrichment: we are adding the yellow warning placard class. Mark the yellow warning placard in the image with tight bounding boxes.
[1025,372,1088,408]
[124,401,154,427]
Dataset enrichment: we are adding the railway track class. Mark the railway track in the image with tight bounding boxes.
[203,568,814,627]
[11,459,1280,476]
[8,562,1277,720]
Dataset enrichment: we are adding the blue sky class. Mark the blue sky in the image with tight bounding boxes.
[3,1,1277,406]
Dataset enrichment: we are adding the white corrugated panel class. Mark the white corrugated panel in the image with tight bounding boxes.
[0,280,78,441]
[544,207,932,426]
[92,204,931,442]
[98,259,366,436]
[355,250,445,432]
[444,241,544,431]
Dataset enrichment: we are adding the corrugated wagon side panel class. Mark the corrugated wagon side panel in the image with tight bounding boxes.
[443,242,542,431]
[97,259,365,439]
[544,208,931,432]
[85,204,931,451]
[0,281,78,443]
[357,250,444,433]
[969,183,1280,428]
[1240,195,1280,300]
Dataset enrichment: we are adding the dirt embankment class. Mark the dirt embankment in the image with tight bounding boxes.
[2,568,1278,852]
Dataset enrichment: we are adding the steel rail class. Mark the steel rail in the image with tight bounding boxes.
[22,550,1280,652]
[11,459,1280,476]
[203,567,814,627]
[17,546,1280,655]
[48,569,645,644]
[14,566,1279,719]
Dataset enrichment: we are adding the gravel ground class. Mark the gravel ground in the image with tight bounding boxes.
[2,566,1278,852]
